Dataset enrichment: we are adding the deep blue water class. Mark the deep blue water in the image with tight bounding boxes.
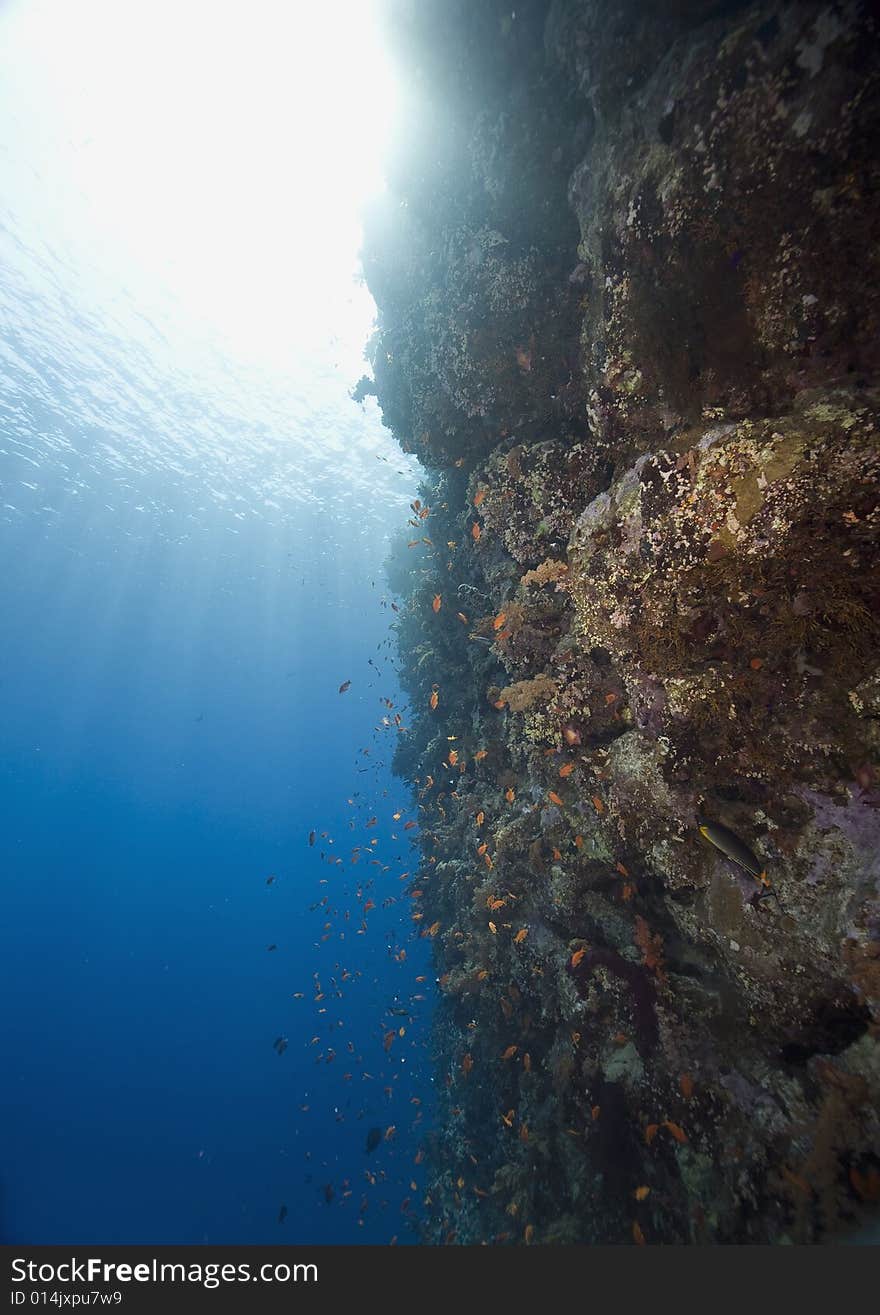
[0,1,431,1243]
[0,521,433,1244]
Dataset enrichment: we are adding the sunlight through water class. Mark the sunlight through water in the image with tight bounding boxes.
[0,0,416,552]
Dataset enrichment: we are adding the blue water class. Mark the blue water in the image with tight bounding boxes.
[0,1,430,1245]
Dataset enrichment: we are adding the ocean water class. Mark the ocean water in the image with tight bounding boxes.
[0,0,431,1245]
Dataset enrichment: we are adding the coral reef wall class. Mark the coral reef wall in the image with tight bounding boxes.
[362,0,880,1243]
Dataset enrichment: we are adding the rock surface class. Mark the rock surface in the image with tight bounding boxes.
[362,0,880,1243]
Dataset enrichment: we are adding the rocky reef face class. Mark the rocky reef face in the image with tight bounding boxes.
[363,1,880,1242]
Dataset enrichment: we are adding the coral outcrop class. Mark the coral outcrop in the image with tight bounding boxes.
[363,0,880,1243]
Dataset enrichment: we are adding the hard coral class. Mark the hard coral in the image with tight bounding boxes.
[367,0,880,1248]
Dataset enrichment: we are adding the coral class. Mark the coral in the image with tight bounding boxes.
[363,0,880,1247]
[498,674,557,713]
[520,558,570,589]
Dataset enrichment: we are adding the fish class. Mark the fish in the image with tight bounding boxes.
[338,680,351,694]
[278,1204,288,1224]
[432,594,441,612]
[308,830,316,847]
[696,815,764,879]
[273,1036,288,1055]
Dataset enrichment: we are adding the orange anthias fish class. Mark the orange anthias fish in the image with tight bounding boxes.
[471,522,481,542]
[432,595,441,613]
[473,488,487,508]
[429,691,439,710]
[493,612,507,631]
